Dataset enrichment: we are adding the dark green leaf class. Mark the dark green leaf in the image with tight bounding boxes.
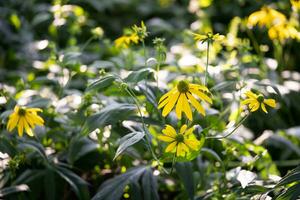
[124,68,154,83]
[86,75,116,92]
[175,162,195,200]
[0,184,29,198]
[141,168,159,200]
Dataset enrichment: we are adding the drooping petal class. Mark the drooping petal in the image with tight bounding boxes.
[182,94,193,120]
[23,119,34,137]
[261,103,268,113]
[163,125,177,138]
[14,105,20,113]
[179,142,189,154]
[264,99,276,108]
[28,113,44,126]
[179,124,187,135]
[190,89,212,104]
[189,84,209,92]
[18,117,24,137]
[7,113,19,131]
[176,143,184,156]
[27,108,43,113]
[165,141,177,153]
[157,135,175,142]
[250,102,260,112]
[187,92,205,116]
[162,92,180,117]
[158,88,176,104]
[175,94,184,119]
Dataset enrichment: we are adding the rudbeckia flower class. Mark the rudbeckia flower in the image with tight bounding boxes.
[247,6,286,28]
[291,0,300,10]
[241,91,276,113]
[268,23,300,42]
[158,80,212,120]
[114,33,139,48]
[157,124,200,157]
[7,105,44,137]
[192,32,225,43]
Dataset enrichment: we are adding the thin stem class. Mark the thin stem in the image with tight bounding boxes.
[205,41,210,86]
[170,150,177,174]
[206,114,249,139]
[81,36,95,51]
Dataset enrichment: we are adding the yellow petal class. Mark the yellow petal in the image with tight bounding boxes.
[179,124,187,134]
[7,113,19,131]
[14,105,20,112]
[18,117,24,137]
[189,84,209,92]
[241,99,257,105]
[264,99,276,108]
[163,125,177,138]
[250,102,260,112]
[261,103,268,113]
[182,94,193,120]
[158,88,176,104]
[175,94,183,119]
[187,92,205,116]
[165,141,177,153]
[177,143,189,157]
[27,108,42,113]
[158,97,169,109]
[23,119,34,137]
[162,92,180,117]
[184,139,200,150]
[28,113,44,125]
[245,91,257,99]
[190,89,212,104]
[184,127,194,136]
[157,135,175,142]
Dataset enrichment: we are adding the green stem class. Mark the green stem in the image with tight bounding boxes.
[205,41,210,86]
[206,114,249,139]
[170,150,177,174]
[81,36,95,51]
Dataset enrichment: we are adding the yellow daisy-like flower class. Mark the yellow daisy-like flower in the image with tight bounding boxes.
[247,6,286,28]
[157,124,200,157]
[268,23,300,42]
[291,0,300,10]
[158,80,212,120]
[7,105,44,137]
[241,91,276,113]
[192,32,225,43]
[114,33,139,48]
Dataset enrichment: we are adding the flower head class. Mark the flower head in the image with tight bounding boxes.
[7,105,44,137]
[268,23,300,42]
[291,0,300,10]
[192,32,225,43]
[157,124,200,157]
[241,91,276,113]
[158,80,212,120]
[114,33,139,48]
[132,21,148,42]
[247,6,286,28]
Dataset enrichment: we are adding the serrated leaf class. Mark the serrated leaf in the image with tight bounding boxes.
[114,131,145,160]
[91,166,147,200]
[86,75,116,92]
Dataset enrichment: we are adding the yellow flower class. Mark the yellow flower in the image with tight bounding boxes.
[7,105,44,137]
[158,80,212,120]
[114,33,139,48]
[247,6,286,28]
[268,23,300,42]
[291,0,300,10]
[157,124,200,157]
[192,32,225,43]
[241,91,276,113]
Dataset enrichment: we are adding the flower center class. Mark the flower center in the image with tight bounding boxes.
[257,94,264,103]
[18,108,26,116]
[177,80,189,93]
[175,134,184,143]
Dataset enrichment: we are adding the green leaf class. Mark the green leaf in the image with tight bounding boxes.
[175,162,195,200]
[114,131,145,160]
[276,183,300,200]
[17,140,48,162]
[68,137,100,164]
[82,103,136,134]
[13,170,45,185]
[91,166,147,200]
[86,75,116,92]
[201,148,223,163]
[0,136,17,157]
[276,166,300,187]
[141,168,159,200]
[124,68,154,83]
[26,98,51,108]
[0,185,29,198]
[54,166,89,200]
